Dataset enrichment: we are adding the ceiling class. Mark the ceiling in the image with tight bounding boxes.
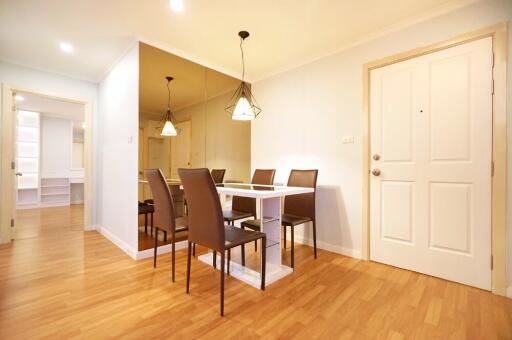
[0,0,477,82]
[139,43,240,115]
[16,91,85,126]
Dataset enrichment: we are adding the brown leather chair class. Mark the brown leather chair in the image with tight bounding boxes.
[144,168,188,282]
[179,168,266,316]
[242,169,318,269]
[223,169,275,225]
[210,169,226,184]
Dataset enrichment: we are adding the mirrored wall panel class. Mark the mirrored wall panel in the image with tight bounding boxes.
[138,42,251,250]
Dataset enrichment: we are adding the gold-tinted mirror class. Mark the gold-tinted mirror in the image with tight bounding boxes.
[137,42,250,251]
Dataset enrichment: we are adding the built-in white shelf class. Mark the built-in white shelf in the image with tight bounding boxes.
[40,178,70,206]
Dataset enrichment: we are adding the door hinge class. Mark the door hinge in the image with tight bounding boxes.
[491,79,494,95]
[491,161,494,176]
[492,52,495,68]
[10,219,14,228]
[11,161,15,170]
[491,255,493,270]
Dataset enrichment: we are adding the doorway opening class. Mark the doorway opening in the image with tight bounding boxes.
[12,91,88,240]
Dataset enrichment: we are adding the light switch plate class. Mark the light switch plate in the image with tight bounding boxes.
[343,136,354,144]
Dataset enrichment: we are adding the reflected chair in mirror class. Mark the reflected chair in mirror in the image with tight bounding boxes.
[144,168,188,282]
[138,201,154,235]
[179,168,266,316]
[223,169,275,265]
[210,169,226,184]
[241,169,318,269]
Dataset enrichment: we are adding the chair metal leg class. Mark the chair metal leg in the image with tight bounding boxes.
[291,226,295,269]
[213,251,217,269]
[283,225,287,249]
[220,251,225,316]
[153,228,158,268]
[227,249,231,275]
[313,220,317,259]
[241,225,246,266]
[144,213,148,234]
[241,244,245,266]
[261,236,266,290]
[186,241,191,294]
[171,235,176,282]
[192,243,196,257]
[254,239,257,252]
[164,230,167,242]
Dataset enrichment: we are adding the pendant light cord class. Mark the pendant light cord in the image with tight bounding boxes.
[167,79,172,112]
[240,36,245,82]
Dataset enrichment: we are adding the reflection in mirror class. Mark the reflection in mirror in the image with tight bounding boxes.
[137,42,251,251]
[72,128,84,169]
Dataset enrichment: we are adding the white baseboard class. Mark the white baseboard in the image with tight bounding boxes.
[290,232,361,259]
[135,240,188,260]
[96,224,138,260]
[507,286,512,299]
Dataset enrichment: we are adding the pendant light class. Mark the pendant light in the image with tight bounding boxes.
[225,31,261,121]
[161,76,180,136]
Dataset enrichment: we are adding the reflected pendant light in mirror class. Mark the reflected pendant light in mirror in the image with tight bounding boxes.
[161,76,180,136]
[225,31,261,121]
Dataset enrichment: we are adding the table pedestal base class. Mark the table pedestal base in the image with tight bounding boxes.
[198,252,293,289]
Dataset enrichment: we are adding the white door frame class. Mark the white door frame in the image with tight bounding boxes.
[0,84,94,241]
[362,23,508,295]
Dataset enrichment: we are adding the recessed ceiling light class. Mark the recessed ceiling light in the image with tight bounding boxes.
[59,42,74,54]
[170,0,184,12]
[15,95,24,102]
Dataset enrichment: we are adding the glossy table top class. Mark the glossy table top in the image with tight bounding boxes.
[138,179,314,198]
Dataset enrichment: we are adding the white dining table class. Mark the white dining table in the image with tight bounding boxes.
[197,183,314,288]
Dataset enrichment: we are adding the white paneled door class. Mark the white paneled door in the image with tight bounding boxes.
[170,121,191,178]
[370,38,493,290]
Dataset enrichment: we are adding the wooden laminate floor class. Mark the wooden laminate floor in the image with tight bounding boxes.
[1,206,511,339]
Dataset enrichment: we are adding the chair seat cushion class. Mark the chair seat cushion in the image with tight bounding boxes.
[223,210,254,222]
[241,219,261,230]
[282,214,311,226]
[138,203,154,214]
[224,225,265,249]
[242,214,312,229]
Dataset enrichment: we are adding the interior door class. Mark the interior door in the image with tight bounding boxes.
[148,137,170,171]
[170,121,191,178]
[370,37,493,290]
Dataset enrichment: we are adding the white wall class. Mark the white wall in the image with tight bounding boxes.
[97,43,139,257]
[40,116,72,178]
[252,0,512,283]
[0,61,98,235]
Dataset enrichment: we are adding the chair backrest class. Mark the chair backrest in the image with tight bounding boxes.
[210,169,226,184]
[284,169,318,219]
[232,169,276,214]
[179,168,225,251]
[144,168,176,233]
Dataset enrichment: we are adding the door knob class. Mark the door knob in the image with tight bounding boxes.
[15,172,22,177]
[372,154,380,161]
[372,169,381,176]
